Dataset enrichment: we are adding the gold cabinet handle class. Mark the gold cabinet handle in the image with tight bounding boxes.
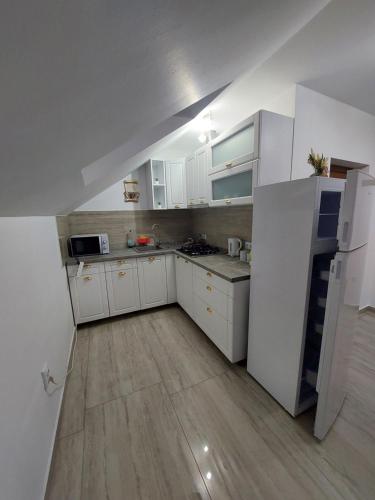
[206,285,212,292]
[206,272,212,277]
[83,276,93,281]
[175,204,180,209]
[206,307,213,314]
[225,199,231,204]
[225,162,233,168]
[117,259,126,265]
[184,260,189,263]
[176,256,180,259]
[118,271,126,277]
[148,256,155,262]
[83,264,91,269]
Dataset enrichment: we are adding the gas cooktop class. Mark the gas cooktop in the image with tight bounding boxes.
[177,243,220,256]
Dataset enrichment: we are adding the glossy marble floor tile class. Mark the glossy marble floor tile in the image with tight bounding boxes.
[85,316,161,408]
[82,383,210,500]
[45,431,84,500]
[46,306,375,500]
[58,333,89,438]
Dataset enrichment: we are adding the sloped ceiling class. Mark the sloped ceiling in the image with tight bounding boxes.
[0,0,330,215]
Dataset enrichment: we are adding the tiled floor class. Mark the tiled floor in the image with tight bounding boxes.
[46,306,375,499]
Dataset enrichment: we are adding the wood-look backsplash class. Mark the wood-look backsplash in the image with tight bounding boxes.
[67,210,193,250]
[57,206,252,255]
[191,206,252,249]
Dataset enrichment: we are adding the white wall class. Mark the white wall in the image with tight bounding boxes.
[0,217,74,500]
[292,85,375,308]
[76,166,149,211]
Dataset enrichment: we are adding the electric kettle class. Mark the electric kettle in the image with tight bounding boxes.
[227,237,242,257]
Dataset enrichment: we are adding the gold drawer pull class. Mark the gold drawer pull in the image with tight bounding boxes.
[226,162,233,168]
[118,271,126,277]
[83,264,91,269]
[206,272,212,277]
[206,285,212,292]
[225,199,231,204]
[117,259,126,265]
[148,256,155,262]
[206,307,213,314]
[184,260,189,263]
[177,256,180,259]
[83,276,93,281]
[175,204,180,209]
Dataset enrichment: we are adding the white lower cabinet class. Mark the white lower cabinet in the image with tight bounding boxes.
[165,254,177,303]
[106,266,140,316]
[175,259,250,362]
[137,255,168,309]
[69,272,109,324]
[175,255,193,318]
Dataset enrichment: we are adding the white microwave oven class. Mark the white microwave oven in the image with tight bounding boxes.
[68,233,110,257]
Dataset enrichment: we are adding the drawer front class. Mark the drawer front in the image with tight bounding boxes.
[193,265,230,296]
[193,275,228,319]
[104,258,137,272]
[67,262,105,276]
[193,295,229,356]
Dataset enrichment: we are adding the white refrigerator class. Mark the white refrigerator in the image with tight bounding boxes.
[247,170,374,440]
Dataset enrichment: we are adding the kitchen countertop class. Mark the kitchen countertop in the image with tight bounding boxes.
[65,247,250,283]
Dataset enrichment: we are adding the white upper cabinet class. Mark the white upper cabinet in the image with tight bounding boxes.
[145,159,168,210]
[208,110,293,206]
[185,144,210,207]
[137,255,168,309]
[210,114,259,175]
[166,159,187,209]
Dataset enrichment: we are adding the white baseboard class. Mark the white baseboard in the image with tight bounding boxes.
[41,325,77,500]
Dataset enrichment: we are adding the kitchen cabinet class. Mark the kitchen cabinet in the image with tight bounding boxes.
[166,159,187,209]
[68,265,109,324]
[209,160,258,206]
[144,159,168,209]
[192,265,249,362]
[186,145,210,207]
[175,255,193,317]
[208,110,293,206]
[106,265,140,316]
[137,255,168,309]
[165,254,177,303]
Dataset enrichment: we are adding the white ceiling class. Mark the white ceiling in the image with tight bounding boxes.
[0,0,330,215]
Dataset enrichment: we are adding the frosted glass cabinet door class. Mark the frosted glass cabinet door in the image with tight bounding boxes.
[210,113,259,174]
[209,160,257,206]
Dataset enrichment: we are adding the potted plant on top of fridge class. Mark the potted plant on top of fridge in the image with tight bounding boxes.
[307,149,329,177]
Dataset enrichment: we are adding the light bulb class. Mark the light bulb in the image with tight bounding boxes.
[198,133,207,144]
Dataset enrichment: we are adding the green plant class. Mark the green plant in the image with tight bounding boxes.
[307,149,329,176]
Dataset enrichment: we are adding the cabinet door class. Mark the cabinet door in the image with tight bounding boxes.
[137,256,167,309]
[210,114,258,175]
[175,255,193,316]
[196,145,209,204]
[165,254,177,303]
[69,274,109,324]
[106,268,140,316]
[166,159,187,209]
[186,154,196,207]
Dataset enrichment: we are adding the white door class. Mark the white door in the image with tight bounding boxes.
[314,248,364,439]
[137,256,167,309]
[166,159,187,209]
[338,170,374,251]
[106,268,140,316]
[69,273,109,324]
[186,154,196,206]
[175,255,193,316]
[196,145,209,204]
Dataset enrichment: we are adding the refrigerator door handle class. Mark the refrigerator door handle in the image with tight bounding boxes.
[341,221,349,244]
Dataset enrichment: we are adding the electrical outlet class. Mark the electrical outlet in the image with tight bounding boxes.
[244,241,252,250]
[41,363,50,391]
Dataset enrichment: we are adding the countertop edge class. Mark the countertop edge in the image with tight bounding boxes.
[65,249,251,283]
